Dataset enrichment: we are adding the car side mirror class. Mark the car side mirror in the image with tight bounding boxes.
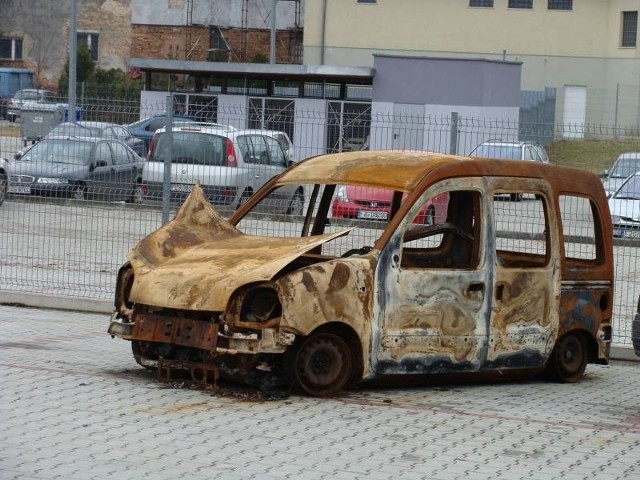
[600,169,609,178]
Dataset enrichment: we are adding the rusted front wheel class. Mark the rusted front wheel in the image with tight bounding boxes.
[547,332,587,383]
[294,333,353,397]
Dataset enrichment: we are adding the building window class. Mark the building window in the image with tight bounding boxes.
[508,0,533,8]
[209,27,229,61]
[470,0,494,6]
[548,0,572,10]
[621,11,638,47]
[77,32,99,61]
[0,37,23,60]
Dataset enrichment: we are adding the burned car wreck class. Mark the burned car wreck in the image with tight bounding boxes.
[109,151,614,396]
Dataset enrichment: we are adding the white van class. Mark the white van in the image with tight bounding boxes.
[136,124,303,214]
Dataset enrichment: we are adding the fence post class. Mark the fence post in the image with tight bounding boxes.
[449,111,459,155]
[162,95,174,224]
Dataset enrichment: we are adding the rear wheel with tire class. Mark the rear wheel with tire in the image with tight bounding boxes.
[546,332,588,383]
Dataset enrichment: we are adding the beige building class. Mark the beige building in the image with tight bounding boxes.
[303,0,640,129]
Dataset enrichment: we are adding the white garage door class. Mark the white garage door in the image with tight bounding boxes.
[563,85,587,139]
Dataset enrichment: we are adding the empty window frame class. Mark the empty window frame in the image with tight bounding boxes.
[401,190,482,270]
[0,37,22,60]
[559,195,597,262]
[621,11,638,47]
[508,0,533,9]
[493,193,549,267]
[77,32,99,61]
[470,0,494,7]
[548,0,572,10]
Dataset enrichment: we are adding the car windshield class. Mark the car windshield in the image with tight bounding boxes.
[609,156,640,178]
[151,131,226,166]
[612,174,640,200]
[20,139,94,166]
[471,145,521,160]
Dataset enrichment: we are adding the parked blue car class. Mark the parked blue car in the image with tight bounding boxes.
[128,115,198,151]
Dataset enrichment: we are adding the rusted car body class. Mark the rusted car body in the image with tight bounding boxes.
[109,151,614,396]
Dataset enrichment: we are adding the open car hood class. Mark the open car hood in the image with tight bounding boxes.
[128,184,353,311]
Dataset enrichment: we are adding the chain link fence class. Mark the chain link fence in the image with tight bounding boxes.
[0,95,638,347]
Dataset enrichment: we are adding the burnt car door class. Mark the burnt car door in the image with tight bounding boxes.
[374,179,492,375]
[485,177,559,369]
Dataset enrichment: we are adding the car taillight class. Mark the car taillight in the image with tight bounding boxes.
[226,138,237,167]
[147,136,158,160]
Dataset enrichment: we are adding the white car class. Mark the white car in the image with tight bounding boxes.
[137,124,303,214]
[608,172,640,238]
[601,152,640,197]
[0,155,8,205]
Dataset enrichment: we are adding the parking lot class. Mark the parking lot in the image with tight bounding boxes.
[1,304,639,480]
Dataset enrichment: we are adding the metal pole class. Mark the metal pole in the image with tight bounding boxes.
[68,0,77,122]
[162,96,174,224]
[270,0,277,64]
[449,112,459,155]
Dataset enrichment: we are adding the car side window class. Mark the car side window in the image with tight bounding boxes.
[524,146,536,161]
[110,142,132,165]
[237,135,259,164]
[264,136,287,167]
[94,142,114,166]
[401,190,481,270]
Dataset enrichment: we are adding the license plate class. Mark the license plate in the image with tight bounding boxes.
[357,210,388,220]
[170,183,194,193]
[8,185,31,194]
[622,229,640,239]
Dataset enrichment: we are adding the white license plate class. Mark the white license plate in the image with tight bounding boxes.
[170,183,194,193]
[357,210,388,220]
[622,229,640,239]
[8,185,31,194]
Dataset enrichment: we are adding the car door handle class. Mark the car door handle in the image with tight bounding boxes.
[466,282,485,294]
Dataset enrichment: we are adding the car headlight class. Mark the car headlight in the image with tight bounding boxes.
[36,177,69,184]
[240,287,281,323]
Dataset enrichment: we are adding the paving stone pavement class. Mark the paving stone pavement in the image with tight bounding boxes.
[1,304,639,480]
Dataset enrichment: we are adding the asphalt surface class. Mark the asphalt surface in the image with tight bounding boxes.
[1,304,639,480]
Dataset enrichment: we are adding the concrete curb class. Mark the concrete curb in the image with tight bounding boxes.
[1,290,637,362]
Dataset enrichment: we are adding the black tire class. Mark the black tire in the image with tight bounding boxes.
[132,184,145,204]
[0,172,7,206]
[237,190,252,209]
[72,185,86,201]
[546,332,588,383]
[293,332,353,397]
[287,191,304,215]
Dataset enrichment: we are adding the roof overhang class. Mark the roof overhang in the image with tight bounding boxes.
[129,58,375,83]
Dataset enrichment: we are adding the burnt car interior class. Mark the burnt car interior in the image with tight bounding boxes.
[401,190,481,269]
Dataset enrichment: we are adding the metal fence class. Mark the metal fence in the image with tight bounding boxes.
[1,96,639,347]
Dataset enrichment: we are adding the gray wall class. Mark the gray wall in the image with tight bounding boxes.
[372,55,521,108]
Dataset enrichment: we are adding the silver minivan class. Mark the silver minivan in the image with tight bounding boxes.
[137,124,303,214]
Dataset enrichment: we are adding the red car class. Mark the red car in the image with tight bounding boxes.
[331,185,448,225]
